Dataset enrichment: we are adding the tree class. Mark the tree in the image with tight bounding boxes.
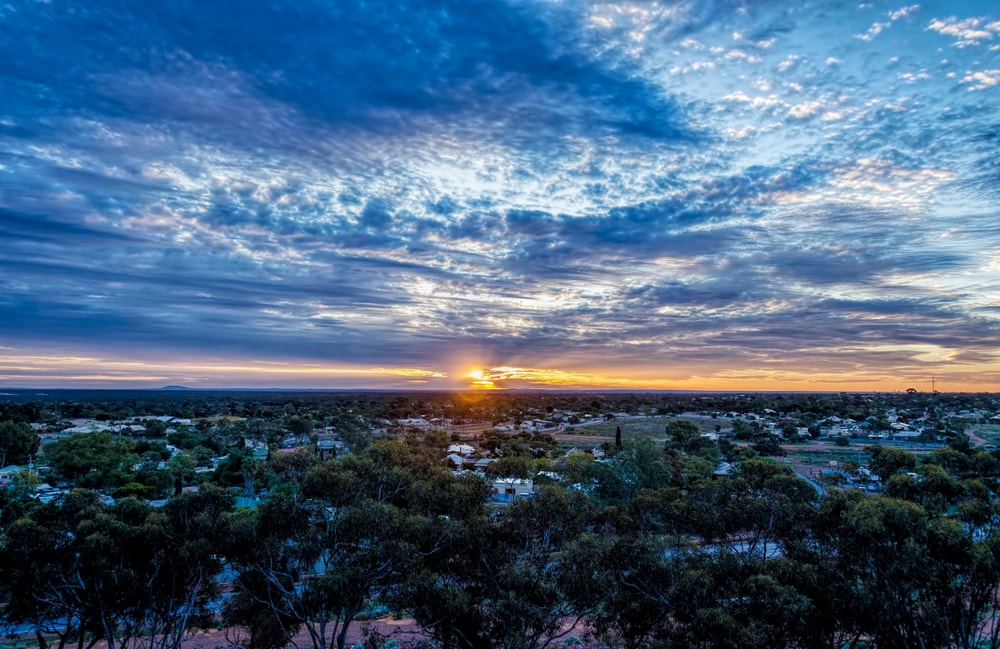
[0,420,40,466]
[0,491,101,649]
[225,449,430,649]
[596,437,672,504]
[0,488,231,649]
[665,419,701,453]
[143,419,168,437]
[867,445,917,482]
[403,487,596,649]
[0,467,42,526]
[566,534,672,649]
[750,434,785,458]
[713,459,818,561]
[167,452,197,496]
[670,553,815,649]
[803,491,1000,649]
[287,415,314,439]
[227,494,421,649]
[44,432,138,489]
[484,455,530,481]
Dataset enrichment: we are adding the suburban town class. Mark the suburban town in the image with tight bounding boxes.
[2,389,1000,649]
[3,389,996,505]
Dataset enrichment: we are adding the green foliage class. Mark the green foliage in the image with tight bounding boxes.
[484,455,529,480]
[0,488,232,649]
[113,481,158,499]
[401,487,597,649]
[750,434,785,457]
[6,391,1000,649]
[665,418,703,454]
[44,432,138,489]
[867,445,917,481]
[143,419,168,437]
[167,429,224,455]
[224,448,436,649]
[0,420,40,466]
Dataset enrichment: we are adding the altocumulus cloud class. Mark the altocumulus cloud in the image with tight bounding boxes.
[1,0,999,390]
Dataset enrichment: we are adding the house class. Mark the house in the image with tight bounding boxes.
[61,419,114,434]
[474,458,497,473]
[490,477,533,503]
[316,438,347,459]
[243,438,269,461]
[33,483,63,503]
[447,443,476,456]
[0,464,25,484]
[713,462,736,477]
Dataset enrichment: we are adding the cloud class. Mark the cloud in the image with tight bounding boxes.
[776,55,800,72]
[889,5,920,21]
[1,0,1000,389]
[857,21,890,41]
[857,4,919,40]
[927,16,1000,47]
[789,100,825,118]
[961,69,1000,90]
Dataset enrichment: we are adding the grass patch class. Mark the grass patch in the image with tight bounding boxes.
[783,444,874,470]
[784,439,943,472]
[564,415,723,439]
[969,424,1000,445]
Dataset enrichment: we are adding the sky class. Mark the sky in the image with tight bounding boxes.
[2,0,1000,392]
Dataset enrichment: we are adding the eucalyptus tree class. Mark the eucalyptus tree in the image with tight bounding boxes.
[0,487,231,649]
[0,419,40,467]
[0,490,103,649]
[562,532,673,649]
[223,443,431,649]
[43,432,139,489]
[667,551,815,649]
[402,486,597,649]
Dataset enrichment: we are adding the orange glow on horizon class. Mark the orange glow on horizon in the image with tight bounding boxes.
[466,365,1000,393]
[466,368,499,390]
[2,348,999,392]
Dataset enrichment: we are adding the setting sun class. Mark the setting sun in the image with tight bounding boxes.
[465,368,498,390]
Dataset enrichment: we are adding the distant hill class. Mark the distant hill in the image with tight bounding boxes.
[158,385,193,390]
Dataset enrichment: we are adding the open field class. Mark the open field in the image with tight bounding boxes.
[967,424,1000,446]
[781,438,945,477]
[781,442,877,477]
[562,414,721,438]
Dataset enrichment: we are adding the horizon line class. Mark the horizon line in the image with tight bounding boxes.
[0,386,977,395]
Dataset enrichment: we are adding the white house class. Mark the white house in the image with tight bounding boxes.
[490,477,533,502]
[447,443,476,456]
[0,465,25,483]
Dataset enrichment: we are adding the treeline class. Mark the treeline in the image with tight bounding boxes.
[3,389,997,432]
[4,433,1000,649]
